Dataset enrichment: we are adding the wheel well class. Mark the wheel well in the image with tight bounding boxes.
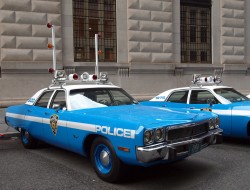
[84,134,104,158]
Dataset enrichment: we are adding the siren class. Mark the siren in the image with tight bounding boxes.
[81,72,89,81]
[54,70,66,80]
[100,72,108,81]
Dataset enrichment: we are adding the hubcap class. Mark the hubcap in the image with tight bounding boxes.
[94,144,112,174]
[100,150,110,167]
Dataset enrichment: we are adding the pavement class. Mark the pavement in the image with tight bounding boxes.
[0,108,20,139]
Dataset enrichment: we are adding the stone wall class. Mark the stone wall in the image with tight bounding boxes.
[127,0,173,64]
[0,0,62,74]
[221,0,245,64]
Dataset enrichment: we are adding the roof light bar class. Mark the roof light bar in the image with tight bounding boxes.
[192,73,222,85]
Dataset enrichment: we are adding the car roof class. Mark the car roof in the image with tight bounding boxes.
[151,85,234,101]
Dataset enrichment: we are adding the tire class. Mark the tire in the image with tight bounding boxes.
[20,129,38,149]
[90,137,123,182]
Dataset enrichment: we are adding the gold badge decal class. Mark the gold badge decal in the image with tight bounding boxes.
[50,114,59,135]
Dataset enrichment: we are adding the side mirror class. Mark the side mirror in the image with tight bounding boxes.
[207,99,215,107]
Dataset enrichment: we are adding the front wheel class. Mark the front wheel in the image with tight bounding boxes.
[20,129,38,149]
[90,137,123,182]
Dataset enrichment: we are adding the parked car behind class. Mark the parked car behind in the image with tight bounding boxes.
[142,73,250,139]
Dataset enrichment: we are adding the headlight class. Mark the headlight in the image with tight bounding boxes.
[155,128,165,142]
[209,118,215,130]
[144,130,154,145]
[215,117,220,128]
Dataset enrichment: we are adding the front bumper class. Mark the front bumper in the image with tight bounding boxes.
[136,128,223,163]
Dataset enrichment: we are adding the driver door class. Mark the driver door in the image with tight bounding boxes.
[187,89,232,135]
[42,90,69,149]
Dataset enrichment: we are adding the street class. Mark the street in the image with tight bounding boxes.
[1,137,250,190]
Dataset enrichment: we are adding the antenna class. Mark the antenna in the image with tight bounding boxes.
[95,34,99,78]
[47,23,56,71]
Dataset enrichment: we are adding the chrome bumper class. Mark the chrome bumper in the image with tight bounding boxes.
[136,128,223,163]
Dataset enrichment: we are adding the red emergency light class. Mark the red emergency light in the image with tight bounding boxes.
[48,43,53,49]
[48,68,54,74]
[47,23,53,28]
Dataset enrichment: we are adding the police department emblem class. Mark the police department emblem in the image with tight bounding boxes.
[50,114,59,135]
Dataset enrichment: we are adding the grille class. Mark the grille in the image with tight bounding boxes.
[167,122,209,141]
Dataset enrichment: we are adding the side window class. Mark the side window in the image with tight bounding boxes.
[190,90,219,104]
[167,91,189,103]
[35,91,54,108]
[109,89,132,105]
[50,91,66,109]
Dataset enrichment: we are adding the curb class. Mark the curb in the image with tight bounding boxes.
[0,132,20,140]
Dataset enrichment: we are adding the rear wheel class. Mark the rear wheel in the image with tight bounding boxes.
[90,137,123,182]
[20,129,38,149]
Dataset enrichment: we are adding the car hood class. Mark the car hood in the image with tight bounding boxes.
[71,105,213,127]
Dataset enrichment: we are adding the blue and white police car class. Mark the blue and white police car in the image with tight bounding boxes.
[142,73,250,139]
[5,70,222,182]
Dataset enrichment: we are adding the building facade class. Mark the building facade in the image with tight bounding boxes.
[1,0,250,105]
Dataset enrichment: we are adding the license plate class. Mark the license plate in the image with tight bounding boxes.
[189,142,201,155]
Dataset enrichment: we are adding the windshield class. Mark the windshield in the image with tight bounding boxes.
[69,88,138,110]
[214,88,249,103]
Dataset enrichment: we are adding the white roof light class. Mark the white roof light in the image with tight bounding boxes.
[81,72,90,81]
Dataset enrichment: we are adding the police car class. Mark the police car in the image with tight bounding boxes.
[4,69,223,182]
[142,72,250,139]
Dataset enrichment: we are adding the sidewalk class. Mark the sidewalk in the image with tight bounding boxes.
[0,108,20,139]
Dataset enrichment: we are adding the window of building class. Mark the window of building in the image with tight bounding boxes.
[180,0,212,63]
[73,0,117,62]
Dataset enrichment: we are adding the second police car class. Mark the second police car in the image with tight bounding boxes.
[142,71,250,139]
[5,69,223,182]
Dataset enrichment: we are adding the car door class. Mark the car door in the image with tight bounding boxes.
[26,90,54,140]
[41,90,69,149]
[187,89,232,135]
